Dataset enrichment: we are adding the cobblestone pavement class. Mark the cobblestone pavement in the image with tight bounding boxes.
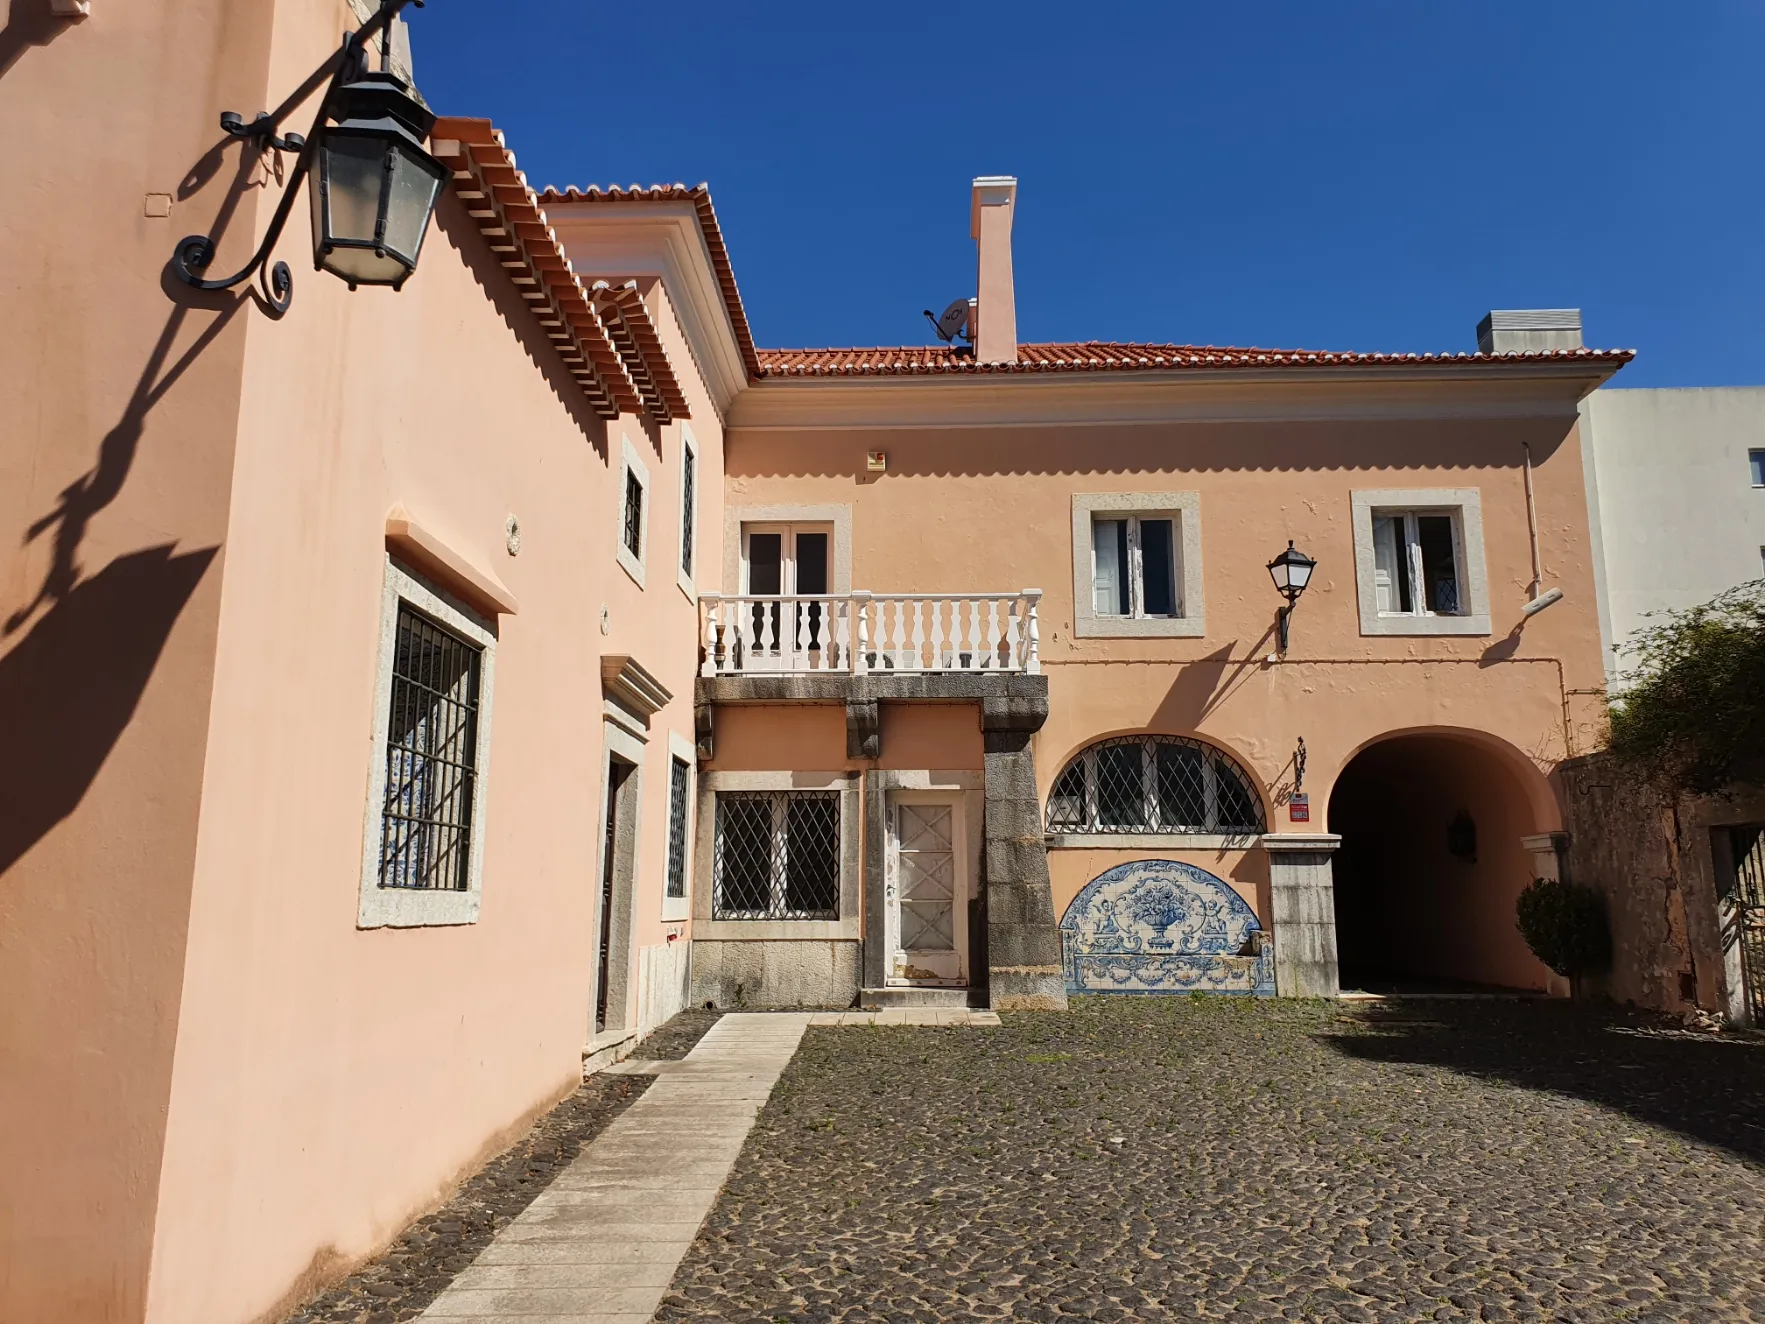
[654,997,1765,1324]
[282,1011,723,1324]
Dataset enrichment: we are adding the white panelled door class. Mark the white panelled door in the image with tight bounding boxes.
[885,796,967,985]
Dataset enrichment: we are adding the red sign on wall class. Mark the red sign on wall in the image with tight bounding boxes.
[1288,792,1310,823]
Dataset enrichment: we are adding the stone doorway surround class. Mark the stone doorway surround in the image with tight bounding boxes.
[1263,832,1343,998]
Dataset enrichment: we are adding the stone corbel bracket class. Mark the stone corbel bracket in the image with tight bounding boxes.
[602,654,672,739]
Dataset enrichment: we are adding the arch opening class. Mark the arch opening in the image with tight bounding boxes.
[1328,733,1550,994]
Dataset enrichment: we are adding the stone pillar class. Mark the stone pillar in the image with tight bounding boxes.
[1520,832,1574,997]
[1262,833,1342,999]
[1520,832,1569,883]
[980,680,1067,1010]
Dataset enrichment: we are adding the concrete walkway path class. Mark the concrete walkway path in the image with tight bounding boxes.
[417,1012,812,1324]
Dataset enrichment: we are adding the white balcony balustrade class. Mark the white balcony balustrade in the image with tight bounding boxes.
[700,591,1042,677]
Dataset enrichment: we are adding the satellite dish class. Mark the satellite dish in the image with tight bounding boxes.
[921,297,973,345]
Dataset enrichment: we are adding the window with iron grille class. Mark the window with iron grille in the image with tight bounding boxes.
[379,603,483,890]
[1045,735,1265,836]
[679,441,696,580]
[623,470,644,559]
[666,755,691,899]
[713,790,840,919]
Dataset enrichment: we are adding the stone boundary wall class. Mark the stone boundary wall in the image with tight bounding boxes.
[1560,753,1765,1023]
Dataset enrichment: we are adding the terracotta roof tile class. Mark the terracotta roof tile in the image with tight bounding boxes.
[753,342,1636,378]
[538,183,762,383]
[431,117,644,417]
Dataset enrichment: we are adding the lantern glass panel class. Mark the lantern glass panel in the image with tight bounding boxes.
[381,142,445,264]
[321,134,386,245]
[1287,555,1314,592]
[322,244,409,286]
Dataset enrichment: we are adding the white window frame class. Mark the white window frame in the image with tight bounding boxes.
[616,434,650,588]
[662,731,697,922]
[722,503,852,594]
[358,558,497,929]
[692,770,861,942]
[676,426,698,602]
[1351,488,1491,637]
[1071,492,1205,638]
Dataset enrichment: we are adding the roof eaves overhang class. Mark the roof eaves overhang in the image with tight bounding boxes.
[728,356,1634,432]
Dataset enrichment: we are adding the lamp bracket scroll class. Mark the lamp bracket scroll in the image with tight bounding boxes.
[169,0,425,316]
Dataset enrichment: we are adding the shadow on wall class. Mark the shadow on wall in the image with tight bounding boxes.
[1320,1001,1765,1166]
[0,0,80,83]
[0,544,217,874]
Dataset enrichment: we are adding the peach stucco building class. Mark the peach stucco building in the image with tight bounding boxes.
[1,2,1628,1321]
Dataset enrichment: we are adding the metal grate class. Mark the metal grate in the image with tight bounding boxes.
[379,603,482,890]
[666,756,691,899]
[1730,826,1765,1025]
[713,790,840,919]
[1044,735,1265,836]
[623,471,644,558]
[680,445,695,578]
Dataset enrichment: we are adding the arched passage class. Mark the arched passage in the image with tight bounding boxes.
[1328,732,1552,993]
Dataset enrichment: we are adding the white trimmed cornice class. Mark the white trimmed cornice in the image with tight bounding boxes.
[727,363,1619,431]
[549,203,748,419]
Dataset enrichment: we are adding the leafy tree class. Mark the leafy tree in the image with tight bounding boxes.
[1607,580,1765,794]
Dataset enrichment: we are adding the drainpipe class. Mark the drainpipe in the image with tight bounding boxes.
[1523,442,1543,601]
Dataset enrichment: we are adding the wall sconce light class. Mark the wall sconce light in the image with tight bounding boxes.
[171,0,440,314]
[1266,540,1317,653]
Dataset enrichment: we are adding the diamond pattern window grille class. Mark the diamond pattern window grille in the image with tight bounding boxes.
[665,756,691,899]
[379,604,482,891]
[622,470,644,558]
[1044,735,1265,836]
[713,790,840,919]
[896,804,955,951]
[679,445,695,578]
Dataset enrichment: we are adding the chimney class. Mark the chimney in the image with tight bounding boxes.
[1476,309,1583,355]
[971,176,1018,363]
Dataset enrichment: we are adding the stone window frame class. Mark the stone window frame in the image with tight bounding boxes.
[616,434,650,589]
[661,730,697,923]
[692,770,861,942]
[1071,492,1206,638]
[358,557,497,929]
[722,502,852,594]
[1350,487,1492,637]
[676,425,698,603]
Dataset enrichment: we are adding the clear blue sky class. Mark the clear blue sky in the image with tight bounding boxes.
[410,2,1763,387]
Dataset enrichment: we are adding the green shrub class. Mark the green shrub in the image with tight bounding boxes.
[1515,877,1612,980]
[1608,581,1765,793]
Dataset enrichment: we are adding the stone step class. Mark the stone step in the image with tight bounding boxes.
[856,986,979,1010]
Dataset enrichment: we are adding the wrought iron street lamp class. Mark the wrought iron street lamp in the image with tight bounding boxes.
[1266,540,1317,653]
[171,0,439,314]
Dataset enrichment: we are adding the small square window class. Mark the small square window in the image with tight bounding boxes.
[712,790,840,919]
[359,560,497,929]
[1751,450,1765,488]
[615,436,650,587]
[1352,488,1490,637]
[1071,493,1205,638]
[666,755,691,900]
[623,472,644,558]
[1372,510,1465,616]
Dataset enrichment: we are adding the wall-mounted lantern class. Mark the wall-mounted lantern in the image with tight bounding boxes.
[171,0,436,314]
[1266,540,1317,653]
[309,72,447,290]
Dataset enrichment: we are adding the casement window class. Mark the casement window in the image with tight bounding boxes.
[740,522,832,656]
[1372,510,1464,617]
[1091,515,1180,619]
[712,790,840,920]
[1070,493,1205,638]
[666,755,691,899]
[1751,449,1765,488]
[1044,735,1265,838]
[1351,488,1490,637]
[359,560,497,928]
[615,435,650,587]
[677,427,698,597]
